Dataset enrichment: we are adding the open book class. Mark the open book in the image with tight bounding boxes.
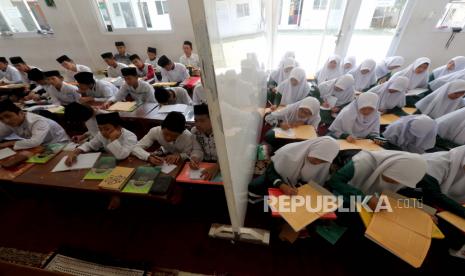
[108,101,137,112]
[406,88,429,96]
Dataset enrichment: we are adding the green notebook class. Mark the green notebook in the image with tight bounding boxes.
[83,156,117,180]
[315,221,347,245]
[27,143,65,164]
[122,166,161,194]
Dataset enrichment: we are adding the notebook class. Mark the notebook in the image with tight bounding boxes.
[51,152,101,172]
[158,104,188,114]
[122,166,161,194]
[274,128,295,138]
[0,148,16,160]
[83,156,117,180]
[337,139,384,151]
[275,125,317,140]
[176,162,223,185]
[27,143,65,164]
[108,101,137,112]
[98,166,135,191]
[406,88,429,96]
[380,114,400,125]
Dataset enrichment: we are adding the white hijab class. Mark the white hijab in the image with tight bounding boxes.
[383,115,437,154]
[415,79,465,119]
[270,57,296,84]
[350,59,377,91]
[351,150,427,194]
[277,67,310,105]
[436,108,465,145]
[318,74,355,106]
[342,56,356,74]
[316,54,343,83]
[270,97,321,128]
[271,136,340,186]
[369,76,409,110]
[328,92,380,138]
[392,57,431,89]
[432,56,465,79]
[422,146,465,202]
[375,56,405,79]
[429,68,465,91]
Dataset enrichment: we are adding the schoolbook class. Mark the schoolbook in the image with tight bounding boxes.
[83,156,117,180]
[27,143,65,164]
[98,167,135,191]
[149,175,173,195]
[122,166,161,194]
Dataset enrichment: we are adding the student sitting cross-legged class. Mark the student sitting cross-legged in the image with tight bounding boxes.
[154,86,192,106]
[43,70,81,106]
[103,67,156,108]
[74,72,117,103]
[0,99,69,150]
[65,112,137,165]
[189,104,219,180]
[132,111,193,165]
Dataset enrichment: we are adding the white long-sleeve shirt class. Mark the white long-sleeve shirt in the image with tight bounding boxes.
[0,65,22,84]
[64,64,92,82]
[160,63,189,83]
[192,84,207,105]
[145,58,162,72]
[132,126,193,161]
[190,126,217,162]
[106,62,128,78]
[82,80,118,101]
[179,53,200,68]
[47,82,81,105]
[109,79,156,104]
[78,128,137,160]
[170,87,192,105]
[0,112,69,150]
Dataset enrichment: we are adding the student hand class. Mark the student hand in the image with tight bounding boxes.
[270,105,277,111]
[0,141,15,148]
[373,138,385,146]
[65,151,80,166]
[279,123,291,130]
[331,107,340,113]
[71,134,88,144]
[80,96,94,103]
[107,129,122,142]
[102,101,113,109]
[201,164,219,181]
[346,135,356,143]
[322,102,330,108]
[165,154,180,165]
[291,121,304,128]
[148,155,164,166]
[189,157,200,170]
[279,183,298,196]
[271,87,277,93]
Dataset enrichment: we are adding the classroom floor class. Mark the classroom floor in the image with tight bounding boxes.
[0,184,464,275]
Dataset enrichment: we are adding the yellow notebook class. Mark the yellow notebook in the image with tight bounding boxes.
[337,139,384,151]
[402,107,417,114]
[437,210,465,233]
[108,102,137,112]
[380,113,400,125]
[275,125,317,140]
[98,167,135,191]
[153,82,177,87]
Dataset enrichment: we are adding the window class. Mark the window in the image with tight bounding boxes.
[236,3,250,18]
[313,0,328,10]
[95,0,172,32]
[0,0,51,34]
[437,1,465,30]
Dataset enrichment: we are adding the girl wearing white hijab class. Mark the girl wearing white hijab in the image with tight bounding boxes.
[328,150,427,207]
[264,97,321,150]
[429,68,465,91]
[415,79,465,119]
[342,56,356,74]
[436,108,465,149]
[369,76,409,115]
[349,59,377,91]
[328,92,380,142]
[269,57,297,86]
[382,115,437,154]
[275,67,310,105]
[248,137,340,195]
[420,146,465,218]
[318,74,355,109]
[315,54,343,83]
[430,56,465,81]
[375,56,405,82]
[392,57,431,90]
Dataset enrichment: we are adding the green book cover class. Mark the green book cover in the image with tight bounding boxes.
[315,221,347,245]
[83,156,117,180]
[122,166,161,194]
[26,143,65,164]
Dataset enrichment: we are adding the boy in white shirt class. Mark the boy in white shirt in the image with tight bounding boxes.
[114,41,132,65]
[0,57,22,84]
[64,102,100,143]
[101,52,128,78]
[56,55,92,82]
[129,54,155,82]
[146,47,162,73]
[104,67,156,108]
[65,112,137,164]
[9,56,39,84]
[43,70,81,105]
[132,111,193,165]
[155,86,192,105]
[74,72,117,103]
[157,55,190,83]
[179,41,200,68]
[0,99,69,150]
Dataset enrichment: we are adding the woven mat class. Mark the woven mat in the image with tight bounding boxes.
[0,247,51,268]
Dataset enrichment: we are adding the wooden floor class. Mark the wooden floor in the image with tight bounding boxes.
[0,184,464,275]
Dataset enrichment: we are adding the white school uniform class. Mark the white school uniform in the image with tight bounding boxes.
[179,53,200,68]
[277,67,310,105]
[392,57,430,89]
[64,64,92,82]
[270,58,297,85]
[432,56,465,79]
[47,82,81,105]
[106,62,128,78]
[145,58,162,72]
[19,66,40,84]
[436,108,465,145]
[132,126,193,161]
[135,63,154,79]
[375,56,404,80]
[318,74,355,107]
[192,84,207,105]
[341,56,356,74]
[191,126,217,162]
[82,79,117,101]
[265,97,321,129]
[368,76,409,111]
[0,65,22,84]
[429,68,465,91]
[349,59,377,91]
[315,54,343,83]
[170,87,192,105]
[0,112,69,150]
[78,128,137,160]
[109,79,156,104]
[160,63,190,83]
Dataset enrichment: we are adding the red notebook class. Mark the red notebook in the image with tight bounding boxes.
[176,162,223,185]
[268,188,337,219]
[183,76,201,90]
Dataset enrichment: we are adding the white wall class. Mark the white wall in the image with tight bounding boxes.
[395,0,465,68]
[0,0,195,71]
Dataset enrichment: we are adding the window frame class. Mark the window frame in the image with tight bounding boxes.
[92,0,174,35]
[436,0,465,32]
